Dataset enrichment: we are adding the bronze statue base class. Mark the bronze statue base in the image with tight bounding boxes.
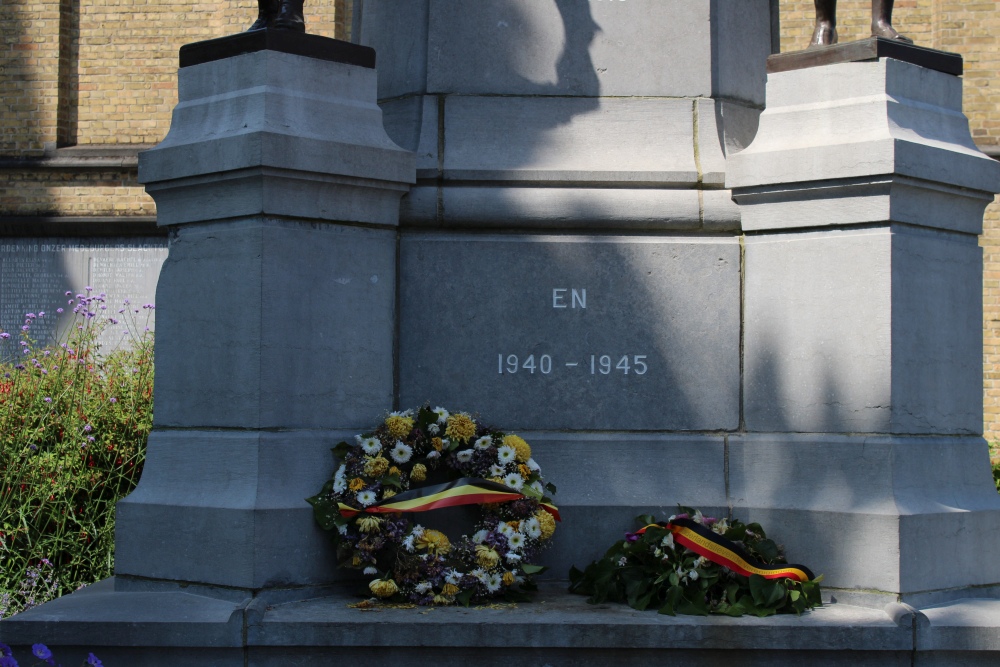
[768,37,962,76]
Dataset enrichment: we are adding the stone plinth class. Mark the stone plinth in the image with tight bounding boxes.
[116,34,414,591]
[728,56,1000,605]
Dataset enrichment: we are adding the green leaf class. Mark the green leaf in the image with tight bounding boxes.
[521,564,547,575]
[545,482,557,494]
[332,441,351,460]
[455,588,475,607]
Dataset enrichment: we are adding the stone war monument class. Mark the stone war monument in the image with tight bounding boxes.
[5,1,1000,664]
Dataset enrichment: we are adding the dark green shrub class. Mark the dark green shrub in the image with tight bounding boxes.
[0,290,153,617]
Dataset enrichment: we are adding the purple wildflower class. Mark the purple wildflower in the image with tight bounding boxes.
[44,397,52,403]
[38,311,44,317]
[31,645,52,661]
[24,313,35,319]
[110,397,117,403]
[29,445,37,451]
[21,325,29,331]
[83,424,92,432]
[625,532,640,543]
[85,286,92,291]
[0,641,12,656]
[56,308,63,314]
[0,656,16,667]
[87,653,104,667]
[65,290,72,296]
[0,333,9,339]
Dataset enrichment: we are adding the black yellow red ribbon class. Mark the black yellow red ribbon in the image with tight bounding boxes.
[338,477,561,521]
[637,518,814,582]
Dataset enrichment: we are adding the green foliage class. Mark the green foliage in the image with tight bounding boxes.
[569,511,822,618]
[0,292,153,618]
[993,457,1000,494]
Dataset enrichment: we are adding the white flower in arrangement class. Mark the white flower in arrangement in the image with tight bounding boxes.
[360,437,381,455]
[489,464,506,477]
[474,435,493,450]
[472,529,489,544]
[332,474,347,494]
[526,458,540,472]
[695,556,708,569]
[411,524,426,538]
[618,557,628,567]
[428,423,440,435]
[471,568,487,582]
[426,450,441,460]
[357,490,377,507]
[505,552,522,564]
[496,445,516,465]
[660,533,674,550]
[389,409,414,418]
[523,517,542,540]
[507,531,526,551]
[456,449,474,463]
[433,406,449,424]
[502,472,524,491]
[445,569,463,585]
[364,566,378,575]
[415,581,433,594]
[498,522,516,538]
[711,519,730,535]
[391,441,413,463]
[529,481,544,495]
[402,535,416,553]
[689,569,700,581]
[485,573,503,593]
[337,524,348,536]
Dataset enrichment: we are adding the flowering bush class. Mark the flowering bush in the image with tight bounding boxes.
[569,509,822,617]
[307,406,558,606]
[0,641,102,666]
[0,289,153,618]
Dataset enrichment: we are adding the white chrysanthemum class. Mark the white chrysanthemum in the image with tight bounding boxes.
[505,552,522,564]
[526,458,540,472]
[415,581,433,594]
[445,570,463,585]
[472,529,489,544]
[474,435,493,450]
[332,476,347,494]
[507,531,526,551]
[456,449,474,463]
[485,573,503,592]
[498,523,515,538]
[337,524,348,536]
[529,481,544,495]
[427,450,441,459]
[390,441,413,463]
[433,406,449,424]
[355,434,363,445]
[389,409,414,418]
[523,517,542,540]
[471,568,487,582]
[364,566,378,575]
[489,464,505,477]
[496,445,516,465]
[402,535,416,553]
[428,423,440,435]
[502,472,524,490]
[411,524,426,538]
[334,464,346,480]
[357,490,377,506]
[360,437,381,455]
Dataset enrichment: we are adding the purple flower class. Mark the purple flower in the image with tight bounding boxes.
[83,424,92,432]
[87,436,95,442]
[21,325,29,331]
[109,397,117,403]
[87,653,104,667]
[38,311,44,317]
[29,445,37,451]
[0,656,16,667]
[85,286,92,291]
[31,645,52,661]
[123,298,129,305]
[0,641,12,656]
[65,290,72,296]
[25,313,35,319]
[56,308,63,314]
[624,532,640,543]
[44,397,52,403]
[0,333,9,339]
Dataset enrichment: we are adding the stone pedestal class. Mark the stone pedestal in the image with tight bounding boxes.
[728,56,1000,605]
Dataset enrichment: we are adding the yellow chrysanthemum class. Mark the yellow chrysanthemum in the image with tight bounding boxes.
[385,415,414,439]
[369,578,398,598]
[445,413,477,443]
[415,529,451,555]
[410,463,427,483]
[536,510,556,540]
[388,466,401,477]
[356,516,382,533]
[502,571,516,586]
[441,583,460,597]
[506,520,520,531]
[351,554,363,567]
[518,464,531,479]
[431,437,444,452]
[503,434,532,462]
[476,545,500,568]
[364,456,389,477]
[433,594,452,605]
[348,478,365,492]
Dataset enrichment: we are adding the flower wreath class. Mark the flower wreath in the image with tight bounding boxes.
[307,406,559,606]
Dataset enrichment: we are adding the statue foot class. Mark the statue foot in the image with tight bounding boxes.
[872,21,913,44]
[272,0,305,32]
[246,0,277,31]
[809,22,838,48]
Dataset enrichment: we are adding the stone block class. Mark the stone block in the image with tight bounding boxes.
[139,49,414,226]
[115,429,352,589]
[399,233,740,431]
[153,219,395,430]
[744,225,981,435]
[729,434,1000,601]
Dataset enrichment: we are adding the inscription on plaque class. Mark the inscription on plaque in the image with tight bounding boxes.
[0,238,167,353]
[400,235,741,431]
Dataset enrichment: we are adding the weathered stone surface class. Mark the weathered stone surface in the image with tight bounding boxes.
[729,434,1000,601]
[744,225,981,435]
[153,219,395,430]
[399,234,740,431]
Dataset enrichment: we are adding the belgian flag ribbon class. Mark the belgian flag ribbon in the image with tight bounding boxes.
[338,477,561,521]
[637,518,815,582]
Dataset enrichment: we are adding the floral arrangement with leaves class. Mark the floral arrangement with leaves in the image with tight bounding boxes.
[569,509,822,617]
[307,406,558,606]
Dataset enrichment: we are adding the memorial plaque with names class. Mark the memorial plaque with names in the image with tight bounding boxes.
[0,238,167,356]
[399,235,741,431]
